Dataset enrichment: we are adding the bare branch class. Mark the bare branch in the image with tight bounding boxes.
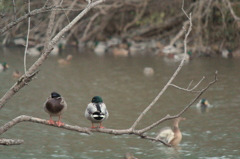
[0,139,24,146]
[23,0,31,75]
[169,76,205,92]
[0,115,91,136]
[12,0,17,21]
[43,0,59,52]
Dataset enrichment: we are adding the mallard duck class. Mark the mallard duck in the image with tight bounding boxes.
[143,67,154,76]
[221,49,232,58]
[156,117,185,147]
[196,99,210,108]
[0,62,9,71]
[85,96,109,128]
[112,47,129,57]
[44,92,67,127]
[57,54,73,65]
[27,45,43,56]
[94,41,107,56]
[162,44,181,54]
[196,99,211,113]
[12,70,22,78]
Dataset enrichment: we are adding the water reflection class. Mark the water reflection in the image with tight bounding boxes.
[0,47,240,158]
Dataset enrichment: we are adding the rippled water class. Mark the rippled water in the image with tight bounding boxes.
[0,47,240,158]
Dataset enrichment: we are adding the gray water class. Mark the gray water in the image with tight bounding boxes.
[0,47,240,159]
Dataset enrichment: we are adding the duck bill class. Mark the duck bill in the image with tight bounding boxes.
[204,101,209,106]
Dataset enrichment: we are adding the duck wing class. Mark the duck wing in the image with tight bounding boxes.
[44,97,67,115]
[156,127,174,143]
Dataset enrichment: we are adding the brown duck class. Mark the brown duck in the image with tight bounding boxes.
[156,117,185,147]
[44,92,67,127]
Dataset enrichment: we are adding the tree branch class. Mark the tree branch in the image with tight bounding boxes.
[169,76,205,92]
[0,139,24,146]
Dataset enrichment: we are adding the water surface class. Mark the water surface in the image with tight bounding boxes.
[0,47,239,158]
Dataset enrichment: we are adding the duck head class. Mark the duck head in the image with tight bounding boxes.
[91,96,103,103]
[201,99,209,106]
[2,62,9,69]
[51,92,61,98]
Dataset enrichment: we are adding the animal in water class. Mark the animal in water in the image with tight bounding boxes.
[143,67,154,76]
[26,45,43,56]
[221,49,232,58]
[94,41,107,56]
[162,44,181,54]
[155,117,185,147]
[58,54,73,65]
[196,99,210,108]
[85,96,109,128]
[12,70,22,78]
[196,99,211,113]
[0,62,9,71]
[44,92,67,127]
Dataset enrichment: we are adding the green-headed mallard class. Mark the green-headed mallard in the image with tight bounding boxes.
[0,62,9,71]
[196,99,210,108]
[156,117,185,147]
[196,99,211,113]
[44,92,67,127]
[85,96,109,128]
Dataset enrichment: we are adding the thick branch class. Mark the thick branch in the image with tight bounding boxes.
[0,139,24,146]
[0,115,91,142]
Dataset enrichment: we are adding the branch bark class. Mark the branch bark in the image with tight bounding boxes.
[0,139,24,146]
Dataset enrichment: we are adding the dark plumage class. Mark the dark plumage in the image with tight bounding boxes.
[44,92,67,127]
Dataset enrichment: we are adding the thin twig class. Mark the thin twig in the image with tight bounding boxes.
[43,0,58,52]
[170,76,205,92]
[12,0,17,20]
[23,0,31,75]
